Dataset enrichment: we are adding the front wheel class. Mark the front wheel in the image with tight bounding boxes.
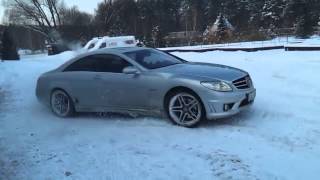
[50,89,75,117]
[167,92,205,127]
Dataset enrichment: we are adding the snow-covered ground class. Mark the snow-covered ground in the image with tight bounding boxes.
[1,49,320,180]
[160,36,320,51]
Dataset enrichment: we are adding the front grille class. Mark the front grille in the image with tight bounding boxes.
[233,75,252,89]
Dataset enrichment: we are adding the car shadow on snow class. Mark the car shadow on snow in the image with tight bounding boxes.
[72,112,172,127]
[71,108,257,129]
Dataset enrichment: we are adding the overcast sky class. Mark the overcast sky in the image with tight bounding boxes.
[0,2,4,24]
[64,0,102,14]
[0,0,103,24]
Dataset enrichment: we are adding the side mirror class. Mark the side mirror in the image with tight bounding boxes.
[123,66,140,75]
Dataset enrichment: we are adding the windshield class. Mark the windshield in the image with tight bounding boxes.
[124,49,183,69]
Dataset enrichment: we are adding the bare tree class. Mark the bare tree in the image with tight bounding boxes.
[103,0,116,30]
[3,0,63,42]
[94,0,122,35]
[60,6,92,26]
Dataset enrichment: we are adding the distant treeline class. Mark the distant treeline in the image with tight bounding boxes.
[91,0,320,45]
[0,25,46,51]
[2,0,320,49]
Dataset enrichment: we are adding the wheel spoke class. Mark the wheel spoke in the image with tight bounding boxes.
[61,104,66,113]
[60,104,63,113]
[188,100,199,110]
[188,111,198,120]
[170,105,182,111]
[172,110,183,115]
[178,96,186,106]
[52,92,69,115]
[54,102,60,107]
[179,112,188,123]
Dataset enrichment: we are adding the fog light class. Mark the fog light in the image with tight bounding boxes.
[224,104,229,111]
[223,103,234,111]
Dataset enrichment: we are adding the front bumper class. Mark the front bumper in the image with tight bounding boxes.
[200,88,256,120]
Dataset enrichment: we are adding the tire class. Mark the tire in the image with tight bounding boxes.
[166,91,205,128]
[50,89,75,117]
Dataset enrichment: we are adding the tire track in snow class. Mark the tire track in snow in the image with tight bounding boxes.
[0,68,32,179]
[171,145,260,180]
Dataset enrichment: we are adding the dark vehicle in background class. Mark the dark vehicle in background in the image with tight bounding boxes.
[47,43,70,56]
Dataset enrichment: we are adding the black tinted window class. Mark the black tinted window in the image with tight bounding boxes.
[64,56,96,71]
[99,43,106,49]
[94,54,131,73]
[124,49,183,69]
[64,54,131,73]
[88,43,95,49]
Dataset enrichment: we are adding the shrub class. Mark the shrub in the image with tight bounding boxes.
[1,28,20,61]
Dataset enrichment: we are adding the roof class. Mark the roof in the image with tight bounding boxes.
[77,47,150,58]
[95,46,149,54]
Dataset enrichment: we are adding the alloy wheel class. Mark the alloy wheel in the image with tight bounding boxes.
[168,93,202,127]
[51,90,71,117]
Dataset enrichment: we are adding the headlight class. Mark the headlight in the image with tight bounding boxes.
[201,81,233,92]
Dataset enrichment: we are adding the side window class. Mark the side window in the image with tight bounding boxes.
[64,54,132,73]
[93,54,131,73]
[88,43,95,49]
[64,56,96,72]
[99,43,106,49]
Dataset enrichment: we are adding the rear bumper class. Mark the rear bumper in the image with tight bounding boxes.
[201,88,256,120]
[35,78,51,107]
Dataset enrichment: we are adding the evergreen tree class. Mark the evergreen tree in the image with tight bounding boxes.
[247,0,265,28]
[221,0,250,31]
[261,0,286,30]
[1,28,19,61]
[295,14,314,38]
[136,0,157,45]
[182,0,207,31]
[90,0,320,46]
[205,0,222,21]
[284,0,315,37]
[310,0,320,22]
[151,25,160,47]
[214,14,233,43]
[283,0,303,27]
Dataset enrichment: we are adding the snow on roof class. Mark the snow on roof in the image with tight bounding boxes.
[83,38,101,50]
[83,36,137,52]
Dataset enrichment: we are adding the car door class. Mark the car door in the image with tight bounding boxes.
[62,55,102,109]
[92,54,151,110]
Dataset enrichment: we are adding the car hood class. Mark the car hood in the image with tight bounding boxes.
[156,62,247,81]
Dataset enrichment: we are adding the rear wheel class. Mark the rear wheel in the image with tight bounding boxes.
[50,89,75,117]
[167,92,204,127]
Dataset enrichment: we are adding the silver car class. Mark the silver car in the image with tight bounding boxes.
[36,47,256,127]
